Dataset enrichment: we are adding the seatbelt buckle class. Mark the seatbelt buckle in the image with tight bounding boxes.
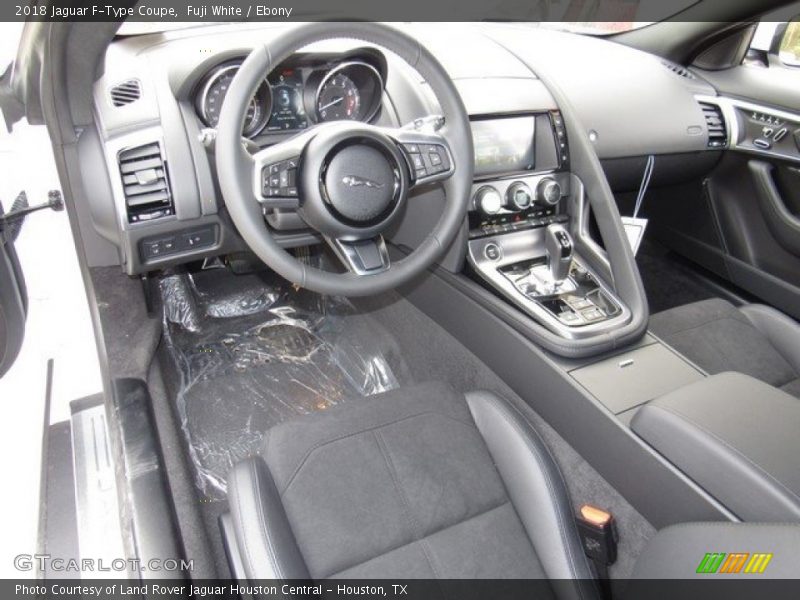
[577,504,618,567]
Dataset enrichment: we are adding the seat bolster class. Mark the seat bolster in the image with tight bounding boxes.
[739,304,800,375]
[228,456,311,581]
[465,391,594,582]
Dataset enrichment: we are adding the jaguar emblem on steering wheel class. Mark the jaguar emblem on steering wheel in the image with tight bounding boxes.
[341,175,385,189]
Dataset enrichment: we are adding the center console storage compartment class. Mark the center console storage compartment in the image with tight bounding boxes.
[632,372,800,522]
[569,341,704,415]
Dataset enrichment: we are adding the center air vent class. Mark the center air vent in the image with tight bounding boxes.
[118,142,174,223]
[662,60,696,80]
[110,79,141,107]
[699,102,728,148]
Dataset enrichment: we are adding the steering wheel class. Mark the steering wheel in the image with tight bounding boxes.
[216,23,473,296]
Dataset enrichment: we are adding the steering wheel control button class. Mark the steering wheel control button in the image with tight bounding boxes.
[420,144,450,174]
[262,158,300,199]
[403,143,451,182]
[484,243,502,262]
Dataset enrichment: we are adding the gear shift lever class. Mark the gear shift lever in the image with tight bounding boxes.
[545,224,574,285]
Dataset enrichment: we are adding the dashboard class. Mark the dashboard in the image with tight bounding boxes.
[85,22,731,277]
[193,52,387,138]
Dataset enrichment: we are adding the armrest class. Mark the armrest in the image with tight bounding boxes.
[631,372,800,522]
[631,522,800,579]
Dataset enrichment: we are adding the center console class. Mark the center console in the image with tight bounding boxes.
[631,372,800,523]
[466,112,630,339]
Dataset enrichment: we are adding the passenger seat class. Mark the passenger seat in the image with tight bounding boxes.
[650,298,800,397]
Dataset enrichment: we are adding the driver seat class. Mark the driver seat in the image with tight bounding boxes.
[224,381,596,592]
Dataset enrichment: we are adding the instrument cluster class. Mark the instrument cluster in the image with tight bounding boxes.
[194,54,385,138]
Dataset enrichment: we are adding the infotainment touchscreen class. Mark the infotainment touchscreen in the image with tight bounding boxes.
[471,116,536,177]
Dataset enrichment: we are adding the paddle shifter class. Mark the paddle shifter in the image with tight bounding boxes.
[545,224,574,286]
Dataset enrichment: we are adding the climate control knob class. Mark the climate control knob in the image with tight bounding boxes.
[475,186,502,215]
[536,178,563,206]
[506,182,533,210]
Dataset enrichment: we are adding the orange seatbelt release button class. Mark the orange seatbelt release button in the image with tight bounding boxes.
[577,504,618,567]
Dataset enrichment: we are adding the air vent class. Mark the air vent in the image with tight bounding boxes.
[662,60,696,80]
[109,79,141,107]
[699,102,728,148]
[117,142,173,223]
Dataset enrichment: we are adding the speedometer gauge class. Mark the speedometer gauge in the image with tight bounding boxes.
[198,65,270,138]
[316,73,361,122]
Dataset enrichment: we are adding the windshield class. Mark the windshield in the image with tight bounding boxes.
[119,21,661,37]
[535,0,702,35]
[538,22,656,35]
[117,1,701,36]
[117,22,223,35]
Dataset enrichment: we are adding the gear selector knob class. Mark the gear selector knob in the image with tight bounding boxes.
[545,224,574,285]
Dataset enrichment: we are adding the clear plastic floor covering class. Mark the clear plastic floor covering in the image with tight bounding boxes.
[160,271,407,499]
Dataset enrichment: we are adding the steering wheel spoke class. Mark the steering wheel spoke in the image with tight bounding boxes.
[326,235,391,275]
[386,126,455,189]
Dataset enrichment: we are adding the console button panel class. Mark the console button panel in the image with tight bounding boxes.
[551,111,569,167]
[467,172,571,239]
[736,108,800,160]
[499,260,621,327]
[469,211,568,239]
[140,225,218,261]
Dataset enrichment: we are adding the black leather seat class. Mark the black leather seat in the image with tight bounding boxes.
[226,381,595,590]
[650,298,800,397]
[223,380,800,591]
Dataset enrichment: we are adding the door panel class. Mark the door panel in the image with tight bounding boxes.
[703,152,800,318]
[650,58,800,319]
[749,160,800,257]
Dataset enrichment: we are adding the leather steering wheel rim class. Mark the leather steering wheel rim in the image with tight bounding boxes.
[216,22,473,296]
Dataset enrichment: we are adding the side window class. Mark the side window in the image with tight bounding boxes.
[778,19,800,66]
[746,12,800,69]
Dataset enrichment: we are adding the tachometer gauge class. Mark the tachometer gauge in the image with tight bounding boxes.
[316,72,361,122]
[314,62,384,125]
[198,65,270,138]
